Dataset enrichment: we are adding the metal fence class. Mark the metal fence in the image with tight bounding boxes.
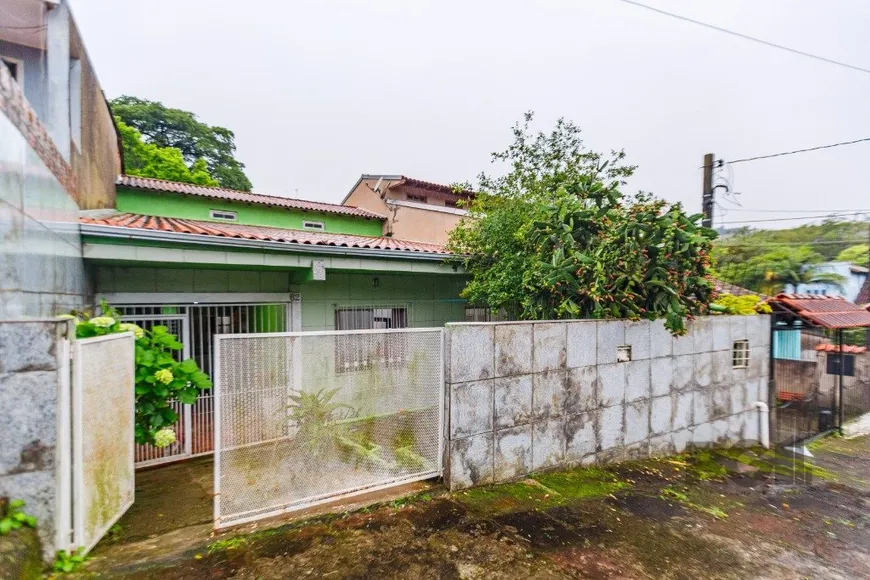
[214,328,444,528]
[772,315,870,445]
[118,303,289,467]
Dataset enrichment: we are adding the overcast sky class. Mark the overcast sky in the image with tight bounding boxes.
[70,0,870,230]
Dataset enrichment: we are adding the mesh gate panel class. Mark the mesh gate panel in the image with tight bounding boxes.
[73,333,135,552]
[215,329,443,527]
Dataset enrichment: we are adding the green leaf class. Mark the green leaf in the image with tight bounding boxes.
[179,359,199,373]
[177,389,199,405]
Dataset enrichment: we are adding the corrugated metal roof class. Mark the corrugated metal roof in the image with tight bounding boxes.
[117,175,386,220]
[770,293,870,329]
[816,344,867,354]
[80,212,450,255]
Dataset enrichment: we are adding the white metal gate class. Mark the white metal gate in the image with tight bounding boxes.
[68,332,135,553]
[118,302,291,467]
[214,328,444,528]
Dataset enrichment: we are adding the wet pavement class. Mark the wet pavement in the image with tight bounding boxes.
[76,437,870,579]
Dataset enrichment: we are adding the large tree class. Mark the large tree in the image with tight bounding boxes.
[111,96,252,191]
[117,119,218,186]
[448,112,716,334]
[714,243,848,295]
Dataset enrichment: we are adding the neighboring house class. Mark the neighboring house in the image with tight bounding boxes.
[341,175,474,245]
[82,175,468,368]
[0,0,119,209]
[785,261,869,303]
[0,0,120,318]
[81,175,470,465]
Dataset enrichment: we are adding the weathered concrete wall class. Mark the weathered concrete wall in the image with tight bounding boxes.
[0,320,69,560]
[1,63,88,318]
[444,316,771,490]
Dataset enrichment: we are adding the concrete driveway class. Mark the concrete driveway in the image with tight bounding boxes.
[79,436,870,579]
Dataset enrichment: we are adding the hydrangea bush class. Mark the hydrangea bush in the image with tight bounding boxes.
[67,301,212,446]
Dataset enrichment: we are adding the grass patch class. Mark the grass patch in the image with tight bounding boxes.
[715,448,835,482]
[532,467,630,501]
[458,481,563,514]
[207,536,248,554]
[687,451,728,481]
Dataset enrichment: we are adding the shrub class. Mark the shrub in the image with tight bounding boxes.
[66,301,211,446]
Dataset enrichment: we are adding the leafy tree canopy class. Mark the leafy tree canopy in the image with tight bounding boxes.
[837,244,869,266]
[112,95,252,191]
[448,112,716,334]
[713,222,865,294]
[117,119,219,186]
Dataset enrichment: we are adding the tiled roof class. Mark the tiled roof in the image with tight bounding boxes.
[398,176,474,198]
[769,293,870,329]
[816,344,867,354]
[356,175,475,198]
[713,279,764,298]
[117,175,386,220]
[857,276,870,305]
[80,212,449,255]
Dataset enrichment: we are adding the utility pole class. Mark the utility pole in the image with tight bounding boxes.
[702,153,714,229]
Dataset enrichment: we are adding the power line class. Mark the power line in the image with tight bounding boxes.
[719,240,867,247]
[614,0,870,75]
[720,207,870,214]
[719,212,867,225]
[727,137,870,165]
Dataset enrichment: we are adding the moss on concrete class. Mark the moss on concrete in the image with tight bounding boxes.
[532,467,631,500]
[0,526,42,579]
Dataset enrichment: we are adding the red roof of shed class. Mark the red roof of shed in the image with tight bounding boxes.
[769,293,870,329]
[816,344,867,354]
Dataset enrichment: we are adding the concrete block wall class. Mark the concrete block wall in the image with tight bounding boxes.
[444,315,771,490]
[0,320,68,559]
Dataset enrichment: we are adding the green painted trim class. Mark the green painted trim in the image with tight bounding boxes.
[82,239,462,276]
[116,187,383,236]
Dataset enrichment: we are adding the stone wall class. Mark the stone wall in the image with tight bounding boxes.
[0,320,69,560]
[444,315,771,490]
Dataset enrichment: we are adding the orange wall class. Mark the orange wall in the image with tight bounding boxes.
[344,178,468,245]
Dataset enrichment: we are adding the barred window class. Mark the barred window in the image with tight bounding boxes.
[334,307,408,372]
[732,340,750,369]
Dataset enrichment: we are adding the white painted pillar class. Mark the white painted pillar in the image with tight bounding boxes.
[45,0,71,161]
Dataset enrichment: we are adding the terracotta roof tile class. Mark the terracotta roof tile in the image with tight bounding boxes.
[80,212,449,255]
[117,175,386,220]
[770,293,870,329]
[857,276,870,305]
[816,344,867,354]
[398,176,474,198]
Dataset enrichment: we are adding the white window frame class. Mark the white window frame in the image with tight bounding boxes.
[209,209,238,222]
[406,194,427,203]
[1,55,24,85]
[303,220,324,230]
[732,340,750,369]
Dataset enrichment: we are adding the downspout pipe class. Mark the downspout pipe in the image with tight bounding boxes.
[754,401,770,449]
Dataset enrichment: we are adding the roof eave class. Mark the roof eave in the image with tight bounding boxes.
[80,223,457,262]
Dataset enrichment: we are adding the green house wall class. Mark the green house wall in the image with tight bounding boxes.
[116,187,384,236]
[92,266,467,330]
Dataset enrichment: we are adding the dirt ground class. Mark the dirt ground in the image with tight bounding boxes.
[75,436,870,579]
